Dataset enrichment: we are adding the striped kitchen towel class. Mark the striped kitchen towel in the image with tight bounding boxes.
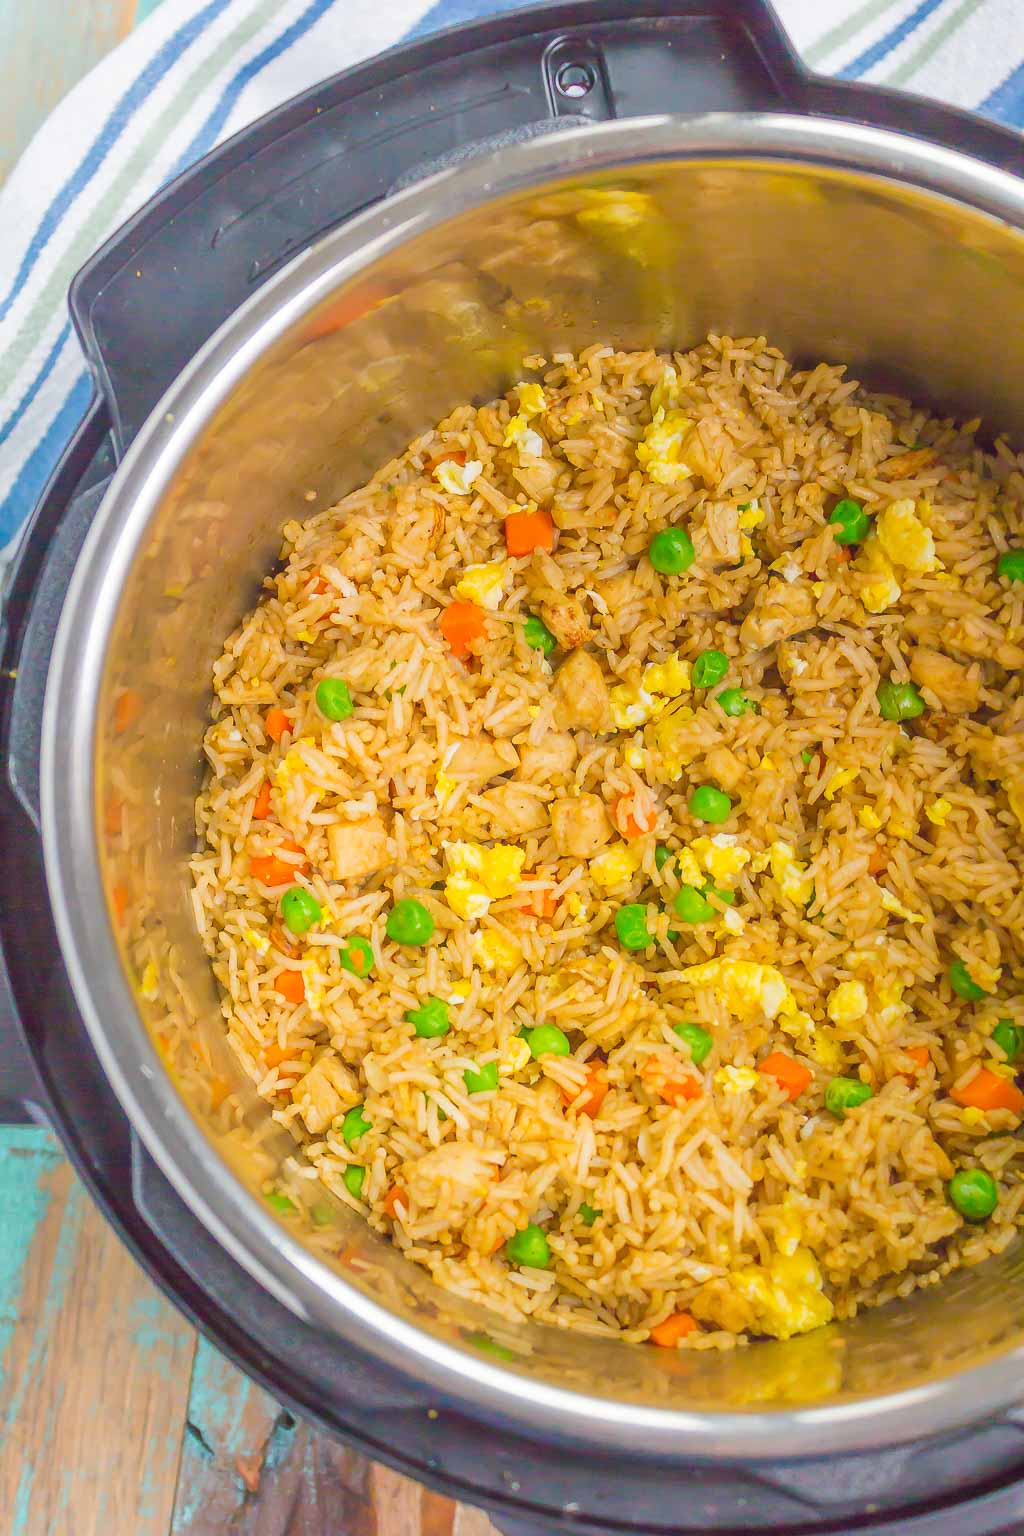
[1,0,1022,568]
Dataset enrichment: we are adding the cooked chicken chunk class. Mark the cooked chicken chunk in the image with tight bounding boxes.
[540,594,591,649]
[703,745,747,794]
[518,731,578,784]
[482,783,549,836]
[909,648,980,715]
[550,793,612,857]
[293,1053,356,1134]
[447,737,518,782]
[327,814,389,882]
[552,650,611,732]
[739,580,818,651]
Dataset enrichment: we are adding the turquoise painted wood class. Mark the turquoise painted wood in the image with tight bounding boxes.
[0,1125,195,1535]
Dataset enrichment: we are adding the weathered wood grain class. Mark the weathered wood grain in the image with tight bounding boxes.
[0,1125,196,1536]
[172,1336,499,1536]
[0,0,140,178]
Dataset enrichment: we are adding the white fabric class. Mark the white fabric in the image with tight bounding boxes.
[1,0,1022,564]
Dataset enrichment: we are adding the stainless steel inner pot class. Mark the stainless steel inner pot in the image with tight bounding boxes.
[41,114,1024,1458]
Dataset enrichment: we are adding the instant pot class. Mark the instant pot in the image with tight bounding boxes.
[5,2,1024,1530]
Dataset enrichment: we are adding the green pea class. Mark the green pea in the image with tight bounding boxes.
[673,885,714,924]
[577,1203,600,1226]
[464,1331,517,1361]
[342,1164,366,1200]
[523,614,556,654]
[505,1223,551,1269]
[716,688,757,718]
[688,784,732,824]
[876,680,926,722]
[705,883,735,907]
[800,748,814,766]
[692,648,729,689]
[464,1061,499,1094]
[828,498,871,545]
[949,958,990,1002]
[265,1190,295,1214]
[341,1104,372,1146]
[948,1167,998,1222]
[315,677,354,720]
[310,1201,335,1227]
[654,844,673,872]
[526,1024,571,1059]
[824,1077,874,1117]
[406,995,450,1038]
[339,934,374,977]
[614,903,652,951]
[993,1019,1024,1062]
[674,1021,713,1065]
[281,886,321,935]
[997,549,1024,583]
[386,898,434,946]
[648,527,696,575]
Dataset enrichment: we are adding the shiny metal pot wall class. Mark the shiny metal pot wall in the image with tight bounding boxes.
[42,115,1024,1457]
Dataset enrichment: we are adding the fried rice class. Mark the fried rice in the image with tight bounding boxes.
[189,335,1024,1348]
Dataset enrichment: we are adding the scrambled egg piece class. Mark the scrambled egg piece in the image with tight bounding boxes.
[644,654,692,697]
[242,926,270,955]
[453,562,508,609]
[721,907,745,935]
[715,1066,761,1095]
[471,930,522,972]
[650,364,681,415]
[773,1195,807,1256]
[517,382,546,417]
[875,982,907,1029]
[737,501,765,559]
[444,841,526,920]
[925,797,953,826]
[827,980,868,1025]
[824,767,859,800]
[140,962,159,1001]
[876,498,940,573]
[434,459,482,495]
[811,1030,844,1071]
[879,888,924,925]
[731,1249,834,1339]
[609,653,691,729]
[622,736,647,771]
[500,1036,532,1074]
[273,736,318,793]
[447,981,472,1004]
[858,805,883,831]
[435,767,457,804]
[610,682,660,730]
[767,842,813,905]
[692,833,750,886]
[637,409,697,485]
[859,539,902,614]
[304,968,326,1014]
[565,891,589,922]
[296,628,317,644]
[682,960,795,1022]
[504,383,547,452]
[961,1106,986,1128]
[673,846,704,887]
[589,843,641,890]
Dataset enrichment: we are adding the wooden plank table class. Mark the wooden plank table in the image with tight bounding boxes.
[0,3,499,1531]
[0,1126,500,1536]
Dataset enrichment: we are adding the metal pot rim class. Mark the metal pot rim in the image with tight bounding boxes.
[41,112,1024,1457]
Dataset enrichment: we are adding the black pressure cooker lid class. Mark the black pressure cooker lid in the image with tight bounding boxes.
[6,3,1024,1531]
